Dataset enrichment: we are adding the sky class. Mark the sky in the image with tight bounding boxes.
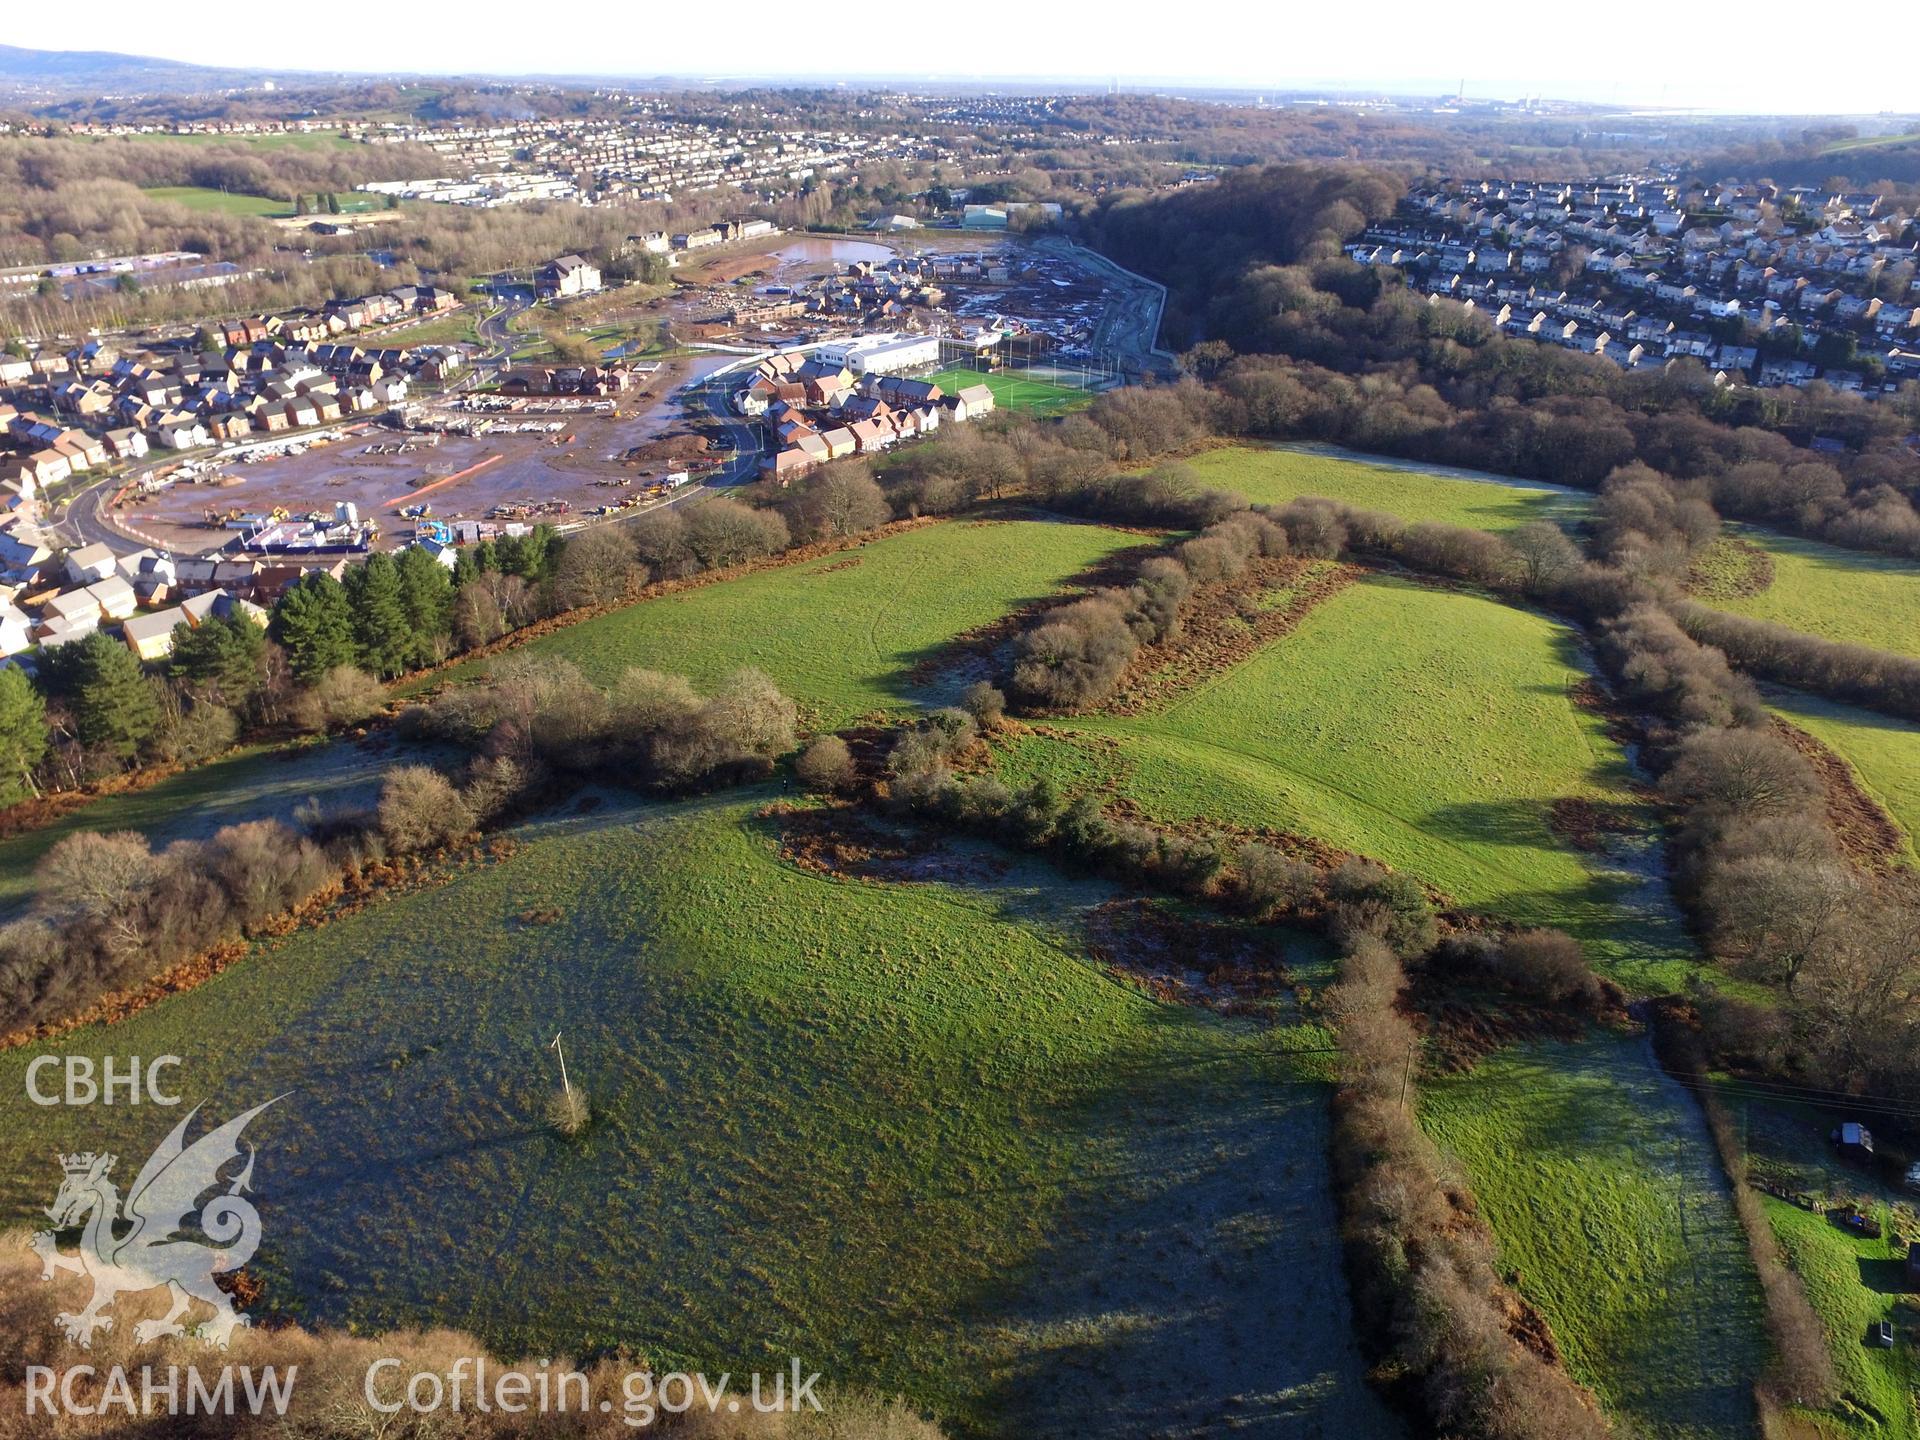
[11,2,1919,116]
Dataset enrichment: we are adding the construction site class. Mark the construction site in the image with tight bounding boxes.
[98,231,1165,557]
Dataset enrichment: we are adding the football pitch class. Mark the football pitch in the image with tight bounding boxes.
[924,366,1093,415]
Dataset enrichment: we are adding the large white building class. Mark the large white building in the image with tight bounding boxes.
[815,333,942,376]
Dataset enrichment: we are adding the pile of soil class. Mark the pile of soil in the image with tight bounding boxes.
[623,430,715,466]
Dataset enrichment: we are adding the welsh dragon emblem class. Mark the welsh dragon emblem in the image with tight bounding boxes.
[30,1099,281,1349]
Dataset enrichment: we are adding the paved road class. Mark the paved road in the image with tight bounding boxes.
[470,293,529,385]
[595,354,770,531]
[42,458,171,554]
[1035,236,1178,380]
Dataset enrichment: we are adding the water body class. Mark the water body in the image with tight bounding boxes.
[769,236,896,273]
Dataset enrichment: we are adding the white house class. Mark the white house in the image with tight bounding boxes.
[64,542,116,586]
[0,604,31,657]
[84,574,137,621]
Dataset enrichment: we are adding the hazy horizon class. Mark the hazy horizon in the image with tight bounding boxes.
[9,2,1920,117]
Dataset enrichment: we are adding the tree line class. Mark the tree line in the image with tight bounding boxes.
[1074,162,1920,560]
[856,681,1623,1439]
[0,656,799,1041]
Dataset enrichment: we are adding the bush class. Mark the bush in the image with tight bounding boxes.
[1274,497,1350,557]
[958,680,1007,730]
[1230,842,1321,915]
[1432,928,1608,1008]
[461,753,536,825]
[795,735,856,793]
[1009,594,1139,712]
[547,1086,591,1137]
[1594,604,1764,734]
[1676,601,1920,721]
[377,765,474,855]
[450,581,506,650]
[289,664,384,733]
[552,525,644,610]
[684,499,790,569]
[1659,727,1822,821]
[1326,857,1435,957]
[155,697,239,765]
[206,820,333,929]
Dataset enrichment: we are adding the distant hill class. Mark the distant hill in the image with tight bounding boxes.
[0,43,304,98]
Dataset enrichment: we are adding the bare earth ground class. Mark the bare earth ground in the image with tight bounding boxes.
[115,356,728,552]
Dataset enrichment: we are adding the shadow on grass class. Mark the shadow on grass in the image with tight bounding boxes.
[1857,1257,1911,1295]
[965,1012,1400,1440]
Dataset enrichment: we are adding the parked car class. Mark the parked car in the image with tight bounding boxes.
[1871,1320,1895,1348]
[1905,1160,1920,1195]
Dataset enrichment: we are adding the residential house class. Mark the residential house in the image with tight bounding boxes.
[123,605,191,661]
[85,574,137,621]
[64,542,116,586]
[0,604,30,657]
[103,427,149,462]
[40,587,102,633]
[536,254,602,300]
[949,384,996,422]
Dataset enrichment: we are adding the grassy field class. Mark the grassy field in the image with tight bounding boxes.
[1176,444,1588,532]
[1738,1097,1920,1439]
[0,739,398,914]
[1180,447,1919,665]
[1767,1200,1920,1438]
[924,367,1092,416]
[107,130,363,153]
[143,185,294,217]
[0,793,1397,1438]
[1770,691,1920,863]
[1699,525,1920,660]
[428,519,1153,726]
[994,573,1694,990]
[143,185,385,218]
[1421,1037,1768,1440]
[384,308,482,348]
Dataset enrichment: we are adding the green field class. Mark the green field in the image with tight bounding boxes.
[143,185,295,217]
[924,367,1091,416]
[1699,525,1920,660]
[1180,444,1588,531]
[430,519,1153,726]
[1770,691,1920,864]
[1739,1098,1920,1439]
[994,573,1693,990]
[387,308,481,347]
[1767,1200,1920,1438]
[1183,447,1918,665]
[0,793,1397,1438]
[108,130,363,153]
[144,184,386,217]
[1421,1038,1768,1440]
